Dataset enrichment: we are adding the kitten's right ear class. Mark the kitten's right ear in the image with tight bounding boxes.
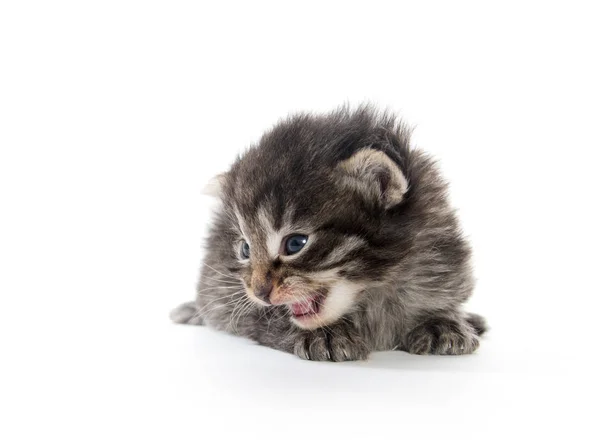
[201,173,226,198]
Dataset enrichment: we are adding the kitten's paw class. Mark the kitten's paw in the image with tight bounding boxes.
[170,301,204,325]
[406,317,479,355]
[293,325,369,362]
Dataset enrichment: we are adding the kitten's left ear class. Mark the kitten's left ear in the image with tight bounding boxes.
[201,173,227,198]
[335,149,408,209]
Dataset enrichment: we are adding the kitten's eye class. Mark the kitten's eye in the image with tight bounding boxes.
[240,240,250,259]
[284,234,308,255]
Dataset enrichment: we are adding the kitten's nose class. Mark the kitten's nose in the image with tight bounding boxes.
[253,281,273,303]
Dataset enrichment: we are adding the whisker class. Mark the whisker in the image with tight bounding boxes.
[194,292,241,308]
[197,296,245,315]
[228,296,253,334]
[193,299,240,320]
[198,285,243,292]
[196,289,246,299]
[233,298,254,331]
[202,262,238,280]
[201,275,241,285]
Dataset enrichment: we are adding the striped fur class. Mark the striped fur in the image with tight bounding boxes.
[171,105,486,361]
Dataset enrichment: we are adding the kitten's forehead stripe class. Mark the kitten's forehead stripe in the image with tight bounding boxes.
[272,195,286,231]
[255,206,285,259]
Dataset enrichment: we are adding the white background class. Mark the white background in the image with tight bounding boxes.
[1,1,599,445]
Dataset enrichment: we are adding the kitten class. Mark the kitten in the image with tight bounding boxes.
[171,105,487,361]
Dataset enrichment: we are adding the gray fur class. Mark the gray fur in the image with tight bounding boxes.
[171,105,486,361]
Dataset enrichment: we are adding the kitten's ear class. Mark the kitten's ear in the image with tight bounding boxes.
[201,173,226,198]
[335,149,408,208]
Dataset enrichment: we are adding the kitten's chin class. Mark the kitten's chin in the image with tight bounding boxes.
[289,281,362,330]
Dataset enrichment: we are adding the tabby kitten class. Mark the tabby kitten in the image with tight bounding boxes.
[171,106,486,361]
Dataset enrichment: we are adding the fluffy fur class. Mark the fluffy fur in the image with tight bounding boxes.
[171,105,486,361]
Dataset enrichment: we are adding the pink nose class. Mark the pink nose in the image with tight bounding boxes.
[253,281,273,303]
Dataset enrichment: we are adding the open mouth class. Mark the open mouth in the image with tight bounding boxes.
[289,290,328,319]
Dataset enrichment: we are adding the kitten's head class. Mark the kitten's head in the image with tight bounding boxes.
[209,107,414,330]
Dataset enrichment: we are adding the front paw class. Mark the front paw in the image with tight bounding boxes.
[406,317,479,355]
[170,301,204,325]
[293,324,369,362]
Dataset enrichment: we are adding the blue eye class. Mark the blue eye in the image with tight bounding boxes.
[284,234,308,255]
[240,241,250,259]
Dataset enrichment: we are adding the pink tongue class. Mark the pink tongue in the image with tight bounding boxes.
[291,299,315,316]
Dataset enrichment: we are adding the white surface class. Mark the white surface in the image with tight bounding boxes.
[1,1,599,445]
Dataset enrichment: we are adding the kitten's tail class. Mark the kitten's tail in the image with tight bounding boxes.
[466,313,488,336]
